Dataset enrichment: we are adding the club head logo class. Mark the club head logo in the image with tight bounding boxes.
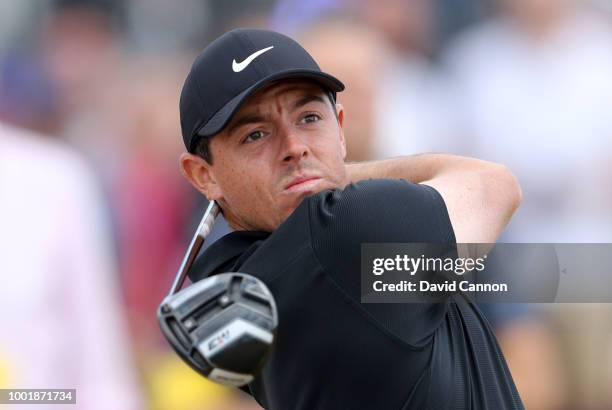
[208,329,231,351]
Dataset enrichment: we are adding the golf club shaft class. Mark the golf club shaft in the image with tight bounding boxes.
[168,200,220,295]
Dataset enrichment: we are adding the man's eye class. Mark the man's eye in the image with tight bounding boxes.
[243,130,265,143]
[301,113,321,124]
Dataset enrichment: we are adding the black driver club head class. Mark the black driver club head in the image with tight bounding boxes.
[158,272,278,386]
[157,201,278,387]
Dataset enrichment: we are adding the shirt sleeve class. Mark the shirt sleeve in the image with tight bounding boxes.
[307,178,457,346]
[308,178,455,248]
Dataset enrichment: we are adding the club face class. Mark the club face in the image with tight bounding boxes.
[158,272,278,386]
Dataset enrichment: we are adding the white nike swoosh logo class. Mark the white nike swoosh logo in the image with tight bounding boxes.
[232,46,274,73]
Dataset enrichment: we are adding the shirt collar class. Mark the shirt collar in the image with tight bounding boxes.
[187,230,270,282]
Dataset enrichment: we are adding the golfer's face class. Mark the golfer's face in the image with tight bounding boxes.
[209,80,347,232]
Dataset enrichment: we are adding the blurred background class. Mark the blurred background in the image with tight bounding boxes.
[1,0,612,409]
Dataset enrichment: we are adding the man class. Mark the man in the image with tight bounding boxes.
[0,122,143,409]
[178,28,523,409]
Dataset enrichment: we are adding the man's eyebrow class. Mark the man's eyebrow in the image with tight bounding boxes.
[292,94,327,110]
[226,94,327,134]
[226,113,266,135]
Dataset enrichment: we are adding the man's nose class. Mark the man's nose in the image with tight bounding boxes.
[280,129,309,163]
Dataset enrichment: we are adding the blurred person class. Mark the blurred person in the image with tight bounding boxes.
[37,1,125,178]
[271,0,346,35]
[125,0,209,52]
[177,27,524,409]
[356,0,462,160]
[297,18,391,161]
[0,0,41,57]
[353,0,435,57]
[206,0,276,36]
[297,15,459,161]
[0,121,142,409]
[443,0,612,408]
[372,48,460,160]
[493,316,568,409]
[443,0,612,242]
[41,1,121,114]
[0,50,62,135]
[435,0,493,50]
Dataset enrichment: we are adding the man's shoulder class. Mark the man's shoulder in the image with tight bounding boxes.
[281,178,457,279]
[304,178,453,241]
[308,178,443,213]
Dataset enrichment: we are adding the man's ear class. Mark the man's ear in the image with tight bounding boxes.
[179,153,223,200]
[335,103,347,160]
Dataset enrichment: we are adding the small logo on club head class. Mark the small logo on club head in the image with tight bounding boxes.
[209,329,231,350]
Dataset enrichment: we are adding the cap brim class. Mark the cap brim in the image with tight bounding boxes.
[192,69,344,149]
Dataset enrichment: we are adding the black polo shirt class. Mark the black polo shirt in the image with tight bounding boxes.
[189,179,524,410]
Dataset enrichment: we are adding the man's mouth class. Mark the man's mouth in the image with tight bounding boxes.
[284,175,321,191]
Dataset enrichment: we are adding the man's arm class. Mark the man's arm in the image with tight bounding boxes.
[346,154,522,244]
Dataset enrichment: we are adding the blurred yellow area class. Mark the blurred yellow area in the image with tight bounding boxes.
[146,352,235,410]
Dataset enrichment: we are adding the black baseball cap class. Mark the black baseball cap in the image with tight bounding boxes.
[180,28,345,153]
